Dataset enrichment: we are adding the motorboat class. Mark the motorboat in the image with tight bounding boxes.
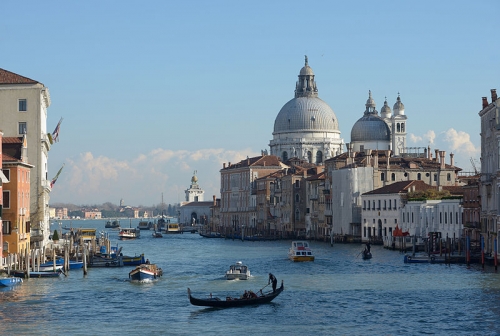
[122,254,145,266]
[137,221,151,230]
[225,261,251,280]
[119,227,140,240]
[288,241,315,262]
[105,219,120,229]
[129,263,163,281]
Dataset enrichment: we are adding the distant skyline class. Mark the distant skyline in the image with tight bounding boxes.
[1,1,497,206]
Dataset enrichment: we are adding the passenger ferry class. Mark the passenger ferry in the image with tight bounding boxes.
[118,227,140,240]
[164,223,181,234]
[288,241,315,262]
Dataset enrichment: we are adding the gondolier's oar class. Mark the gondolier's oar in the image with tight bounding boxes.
[258,283,270,293]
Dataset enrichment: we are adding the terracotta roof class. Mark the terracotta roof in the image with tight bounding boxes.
[225,155,284,169]
[2,153,20,162]
[2,137,23,144]
[0,68,39,85]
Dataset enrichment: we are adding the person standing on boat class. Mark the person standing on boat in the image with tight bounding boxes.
[365,242,371,253]
[268,273,277,292]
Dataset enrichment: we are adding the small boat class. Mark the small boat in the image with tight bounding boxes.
[129,263,163,281]
[152,231,163,238]
[288,241,315,262]
[40,258,84,270]
[118,227,140,240]
[38,265,64,272]
[105,219,120,229]
[188,280,284,308]
[11,269,63,278]
[164,223,181,234]
[0,276,23,287]
[225,261,251,280]
[89,255,124,267]
[361,250,372,260]
[137,221,151,230]
[404,254,446,264]
[122,254,145,266]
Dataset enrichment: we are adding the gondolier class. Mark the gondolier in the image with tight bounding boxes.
[268,273,277,292]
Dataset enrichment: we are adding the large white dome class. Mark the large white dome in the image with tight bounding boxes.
[273,96,339,134]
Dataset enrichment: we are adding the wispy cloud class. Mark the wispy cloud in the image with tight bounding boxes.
[409,130,436,145]
[52,148,260,206]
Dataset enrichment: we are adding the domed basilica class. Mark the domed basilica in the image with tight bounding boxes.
[269,56,408,161]
[269,56,344,164]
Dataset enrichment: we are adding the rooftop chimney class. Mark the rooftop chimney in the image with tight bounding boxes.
[435,149,439,162]
[439,151,446,169]
[450,153,454,167]
[492,89,498,102]
[482,97,489,108]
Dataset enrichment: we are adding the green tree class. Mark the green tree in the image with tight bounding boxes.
[52,229,60,241]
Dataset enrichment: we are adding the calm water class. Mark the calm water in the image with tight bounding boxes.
[1,219,500,335]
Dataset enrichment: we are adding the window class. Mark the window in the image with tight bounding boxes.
[18,99,27,111]
[381,173,385,181]
[434,174,437,182]
[363,200,366,210]
[384,200,387,210]
[2,169,10,181]
[391,173,395,181]
[282,151,288,161]
[19,122,27,135]
[316,151,323,164]
[447,173,451,181]
[3,191,10,209]
[417,173,421,180]
[2,221,11,235]
[378,200,381,210]
[295,180,300,189]
[295,209,300,221]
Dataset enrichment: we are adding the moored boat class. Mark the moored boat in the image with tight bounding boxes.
[129,263,163,281]
[152,231,163,238]
[89,255,124,267]
[225,261,251,280]
[137,221,151,230]
[40,258,84,270]
[164,223,181,234]
[0,276,23,287]
[119,227,140,240]
[11,269,63,278]
[288,241,315,262]
[105,219,120,229]
[404,254,446,264]
[122,254,145,266]
[188,280,284,308]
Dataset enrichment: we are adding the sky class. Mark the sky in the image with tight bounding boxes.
[1,1,497,207]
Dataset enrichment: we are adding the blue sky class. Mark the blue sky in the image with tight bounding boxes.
[1,1,497,206]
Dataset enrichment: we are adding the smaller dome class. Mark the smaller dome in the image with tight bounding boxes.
[191,174,198,183]
[351,115,391,142]
[393,95,405,112]
[365,90,376,108]
[381,99,392,116]
[300,65,314,76]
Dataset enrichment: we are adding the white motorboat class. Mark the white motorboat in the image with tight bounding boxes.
[288,241,315,262]
[225,261,251,280]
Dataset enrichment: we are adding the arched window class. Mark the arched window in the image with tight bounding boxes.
[307,151,312,163]
[417,173,421,180]
[397,123,401,132]
[401,123,405,132]
[282,151,288,161]
[447,173,451,181]
[316,151,323,164]
[295,209,300,221]
[391,173,395,181]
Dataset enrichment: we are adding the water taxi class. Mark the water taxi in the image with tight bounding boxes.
[225,261,251,280]
[137,221,151,230]
[288,241,315,262]
[118,227,140,240]
[164,223,181,234]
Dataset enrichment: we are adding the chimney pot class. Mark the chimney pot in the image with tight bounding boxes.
[482,97,489,108]
[492,89,497,102]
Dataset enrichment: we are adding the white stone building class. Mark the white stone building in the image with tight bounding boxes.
[0,69,52,249]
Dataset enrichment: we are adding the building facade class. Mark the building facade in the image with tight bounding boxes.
[0,69,53,250]
[2,135,33,256]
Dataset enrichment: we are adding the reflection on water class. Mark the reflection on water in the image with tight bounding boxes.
[2,219,500,335]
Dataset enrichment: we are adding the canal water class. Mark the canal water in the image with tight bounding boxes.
[1,219,500,335]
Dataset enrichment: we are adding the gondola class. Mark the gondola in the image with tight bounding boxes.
[188,280,284,308]
[362,250,372,260]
